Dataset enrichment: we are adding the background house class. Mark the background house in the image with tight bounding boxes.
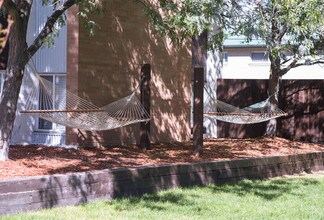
[206,36,324,142]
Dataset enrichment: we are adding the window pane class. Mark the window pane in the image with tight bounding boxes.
[223,52,228,63]
[54,75,66,130]
[37,74,66,131]
[39,75,53,130]
[252,52,269,62]
[39,75,53,111]
[54,75,66,110]
[38,118,53,130]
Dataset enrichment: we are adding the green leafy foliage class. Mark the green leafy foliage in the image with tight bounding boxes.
[143,0,324,66]
[140,0,242,49]
[230,0,324,67]
[76,0,105,36]
[40,0,105,47]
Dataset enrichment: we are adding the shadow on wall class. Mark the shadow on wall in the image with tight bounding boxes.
[279,80,324,143]
[38,172,97,209]
[71,0,192,147]
[4,152,322,216]
[216,79,268,138]
[216,79,324,143]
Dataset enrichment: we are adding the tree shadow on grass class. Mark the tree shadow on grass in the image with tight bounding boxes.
[104,177,321,212]
[207,177,320,201]
[105,190,198,211]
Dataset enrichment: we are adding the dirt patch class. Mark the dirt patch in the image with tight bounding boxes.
[0,137,323,179]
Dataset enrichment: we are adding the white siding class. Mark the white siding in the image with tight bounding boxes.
[221,47,324,80]
[32,132,66,146]
[204,50,221,138]
[11,68,39,144]
[33,1,67,73]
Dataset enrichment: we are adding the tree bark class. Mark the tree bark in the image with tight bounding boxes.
[0,67,25,160]
[265,70,280,136]
[192,30,207,68]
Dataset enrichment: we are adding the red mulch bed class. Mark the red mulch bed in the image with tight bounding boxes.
[0,137,323,179]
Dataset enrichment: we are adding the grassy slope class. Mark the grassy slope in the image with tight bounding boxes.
[3,173,324,220]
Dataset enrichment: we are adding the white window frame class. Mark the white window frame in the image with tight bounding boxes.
[250,51,270,66]
[36,73,66,133]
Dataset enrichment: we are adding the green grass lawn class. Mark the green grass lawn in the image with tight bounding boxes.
[2,173,324,220]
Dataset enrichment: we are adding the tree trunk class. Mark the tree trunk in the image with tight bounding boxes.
[265,71,280,136]
[0,67,25,160]
[192,30,207,68]
[0,3,30,160]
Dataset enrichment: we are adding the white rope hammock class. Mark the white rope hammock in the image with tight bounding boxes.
[204,89,287,124]
[21,65,150,131]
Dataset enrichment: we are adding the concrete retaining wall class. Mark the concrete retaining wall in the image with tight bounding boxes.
[1,151,324,216]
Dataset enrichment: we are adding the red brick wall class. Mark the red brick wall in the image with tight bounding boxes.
[67,1,192,146]
[66,5,79,146]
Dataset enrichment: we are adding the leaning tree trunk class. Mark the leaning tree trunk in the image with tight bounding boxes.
[0,67,26,160]
[0,5,30,161]
[0,0,78,160]
[265,70,280,137]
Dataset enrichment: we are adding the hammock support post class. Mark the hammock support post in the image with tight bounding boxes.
[193,67,204,156]
[140,64,151,150]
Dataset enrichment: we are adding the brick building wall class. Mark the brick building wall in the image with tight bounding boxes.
[67,1,192,146]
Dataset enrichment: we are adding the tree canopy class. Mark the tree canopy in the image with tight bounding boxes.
[139,0,243,50]
[141,0,324,62]
[231,0,324,73]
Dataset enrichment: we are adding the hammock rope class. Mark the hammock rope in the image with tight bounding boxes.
[21,64,150,131]
[204,87,287,124]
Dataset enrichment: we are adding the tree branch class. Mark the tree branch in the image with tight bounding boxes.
[279,58,299,76]
[280,56,294,65]
[26,0,76,59]
[281,57,324,75]
[291,59,324,69]
[313,39,324,50]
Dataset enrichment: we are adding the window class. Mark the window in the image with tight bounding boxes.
[223,52,228,63]
[251,52,269,62]
[38,74,66,131]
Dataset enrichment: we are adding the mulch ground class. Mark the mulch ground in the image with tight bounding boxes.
[0,137,323,179]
